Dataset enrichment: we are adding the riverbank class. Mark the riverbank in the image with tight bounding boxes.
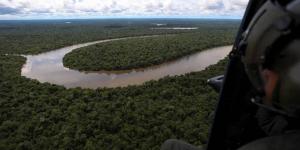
[63,31,235,71]
[22,44,231,89]
[0,54,228,149]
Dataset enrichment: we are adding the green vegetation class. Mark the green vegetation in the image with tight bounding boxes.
[0,19,238,149]
[63,30,235,71]
[0,19,239,55]
[0,54,228,149]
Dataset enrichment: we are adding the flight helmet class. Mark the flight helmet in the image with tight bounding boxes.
[240,0,300,117]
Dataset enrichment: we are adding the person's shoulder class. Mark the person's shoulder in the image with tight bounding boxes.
[238,130,300,150]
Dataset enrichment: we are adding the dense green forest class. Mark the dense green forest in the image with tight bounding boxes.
[63,30,235,71]
[0,19,239,149]
[0,19,239,55]
[0,54,228,149]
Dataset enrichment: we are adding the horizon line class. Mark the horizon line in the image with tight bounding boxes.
[0,17,242,21]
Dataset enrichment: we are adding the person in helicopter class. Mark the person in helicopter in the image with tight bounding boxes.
[161,0,300,149]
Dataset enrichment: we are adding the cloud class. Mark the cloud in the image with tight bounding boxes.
[204,0,225,10]
[198,0,248,16]
[0,0,248,19]
[0,5,20,15]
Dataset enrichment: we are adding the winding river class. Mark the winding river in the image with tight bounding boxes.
[21,36,232,89]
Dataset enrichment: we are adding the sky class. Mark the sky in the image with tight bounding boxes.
[0,0,249,20]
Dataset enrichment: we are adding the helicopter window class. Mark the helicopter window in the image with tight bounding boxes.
[0,0,247,149]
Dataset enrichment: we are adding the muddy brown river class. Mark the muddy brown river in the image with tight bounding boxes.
[21,36,232,89]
